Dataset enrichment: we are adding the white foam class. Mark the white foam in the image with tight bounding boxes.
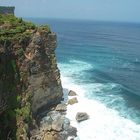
[59,60,140,140]
[58,60,93,78]
[61,76,140,140]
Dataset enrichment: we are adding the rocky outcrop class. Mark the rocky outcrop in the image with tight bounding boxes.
[55,103,67,111]
[30,106,77,140]
[68,90,77,96]
[68,97,78,105]
[76,112,89,122]
[0,15,63,139]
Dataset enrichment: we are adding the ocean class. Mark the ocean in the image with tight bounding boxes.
[26,18,140,140]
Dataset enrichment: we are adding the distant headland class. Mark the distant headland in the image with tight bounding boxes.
[0,6,15,15]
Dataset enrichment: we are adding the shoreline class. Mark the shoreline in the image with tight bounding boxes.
[61,76,91,140]
[60,73,140,140]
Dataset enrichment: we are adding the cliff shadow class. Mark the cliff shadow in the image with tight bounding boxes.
[0,45,19,139]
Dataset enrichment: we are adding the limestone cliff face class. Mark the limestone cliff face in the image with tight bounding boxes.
[28,32,63,116]
[0,15,63,139]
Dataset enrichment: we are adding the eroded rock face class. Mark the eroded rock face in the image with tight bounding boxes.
[28,32,63,116]
[55,103,67,111]
[31,110,77,140]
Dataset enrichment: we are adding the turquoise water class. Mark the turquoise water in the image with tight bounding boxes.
[27,18,140,140]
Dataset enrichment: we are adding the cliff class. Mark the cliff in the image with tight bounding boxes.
[0,14,63,139]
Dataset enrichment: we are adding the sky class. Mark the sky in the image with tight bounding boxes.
[1,0,140,22]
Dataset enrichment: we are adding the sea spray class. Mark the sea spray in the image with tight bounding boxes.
[59,60,140,140]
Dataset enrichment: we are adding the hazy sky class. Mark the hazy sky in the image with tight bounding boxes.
[1,0,140,22]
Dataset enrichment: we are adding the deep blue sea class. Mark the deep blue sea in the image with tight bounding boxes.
[26,18,140,140]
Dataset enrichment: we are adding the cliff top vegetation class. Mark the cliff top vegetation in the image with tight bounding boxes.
[0,14,51,42]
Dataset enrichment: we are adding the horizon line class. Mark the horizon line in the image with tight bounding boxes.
[21,16,140,25]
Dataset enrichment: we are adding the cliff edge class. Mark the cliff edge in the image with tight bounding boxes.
[0,14,63,139]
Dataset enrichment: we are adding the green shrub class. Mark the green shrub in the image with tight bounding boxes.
[15,103,31,123]
[0,14,36,42]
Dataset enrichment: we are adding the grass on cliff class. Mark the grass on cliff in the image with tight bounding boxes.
[0,14,51,42]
